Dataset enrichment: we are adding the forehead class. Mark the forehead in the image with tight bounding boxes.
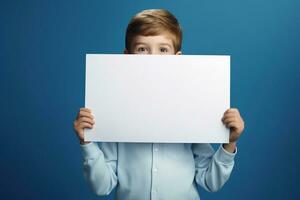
[132,34,174,46]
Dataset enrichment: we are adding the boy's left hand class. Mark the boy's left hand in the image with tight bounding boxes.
[222,108,245,143]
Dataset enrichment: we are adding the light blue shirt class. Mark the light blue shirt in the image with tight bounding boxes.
[80,142,237,200]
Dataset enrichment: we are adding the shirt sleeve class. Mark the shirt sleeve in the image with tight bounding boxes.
[80,142,118,196]
[192,143,237,192]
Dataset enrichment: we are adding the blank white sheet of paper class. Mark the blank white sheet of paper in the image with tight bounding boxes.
[84,54,230,143]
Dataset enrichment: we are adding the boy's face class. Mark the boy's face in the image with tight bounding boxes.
[125,34,182,55]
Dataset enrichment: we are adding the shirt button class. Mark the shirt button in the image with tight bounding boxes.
[153,168,158,172]
[154,148,159,152]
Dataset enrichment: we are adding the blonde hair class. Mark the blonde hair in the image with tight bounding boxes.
[125,9,183,53]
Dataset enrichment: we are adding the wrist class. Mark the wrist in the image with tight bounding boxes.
[79,140,91,145]
[222,142,237,153]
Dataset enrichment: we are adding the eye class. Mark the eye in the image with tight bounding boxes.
[137,47,148,52]
[160,47,168,53]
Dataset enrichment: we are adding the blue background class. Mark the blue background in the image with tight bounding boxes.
[1,0,299,199]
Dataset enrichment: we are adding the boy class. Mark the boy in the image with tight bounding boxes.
[73,9,245,200]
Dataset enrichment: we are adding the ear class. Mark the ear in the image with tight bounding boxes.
[124,48,129,54]
[175,51,182,55]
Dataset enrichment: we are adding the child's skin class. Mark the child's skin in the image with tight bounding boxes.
[74,33,245,152]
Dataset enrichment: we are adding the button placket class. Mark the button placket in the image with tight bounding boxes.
[151,143,159,200]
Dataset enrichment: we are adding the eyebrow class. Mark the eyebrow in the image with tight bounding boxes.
[133,42,172,48]
[157,43,172,48]
[132,42,148,46]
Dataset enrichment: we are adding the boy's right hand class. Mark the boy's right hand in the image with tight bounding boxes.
[73,108,95,145]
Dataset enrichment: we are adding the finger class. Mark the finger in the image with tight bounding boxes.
[78,111,94,119]
[222,113,236,119]
[224,108,239,115]
[78,122,93,129]
[227,121,239,129]
[224,112,240,120]
[78,117,95,125]
[80,108,92,113]
[222,117,237,124]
